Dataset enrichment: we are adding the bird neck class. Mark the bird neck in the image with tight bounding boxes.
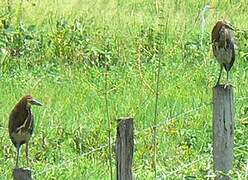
[219,33,227,48]
[219,39,226,48]
[14,101,30,114]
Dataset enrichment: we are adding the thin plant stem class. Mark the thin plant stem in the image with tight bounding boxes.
[153,54,161,179]
[104,67,113,180]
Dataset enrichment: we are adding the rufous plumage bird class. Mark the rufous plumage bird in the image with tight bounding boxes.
[9,95,42,167]
[212,20,236,85]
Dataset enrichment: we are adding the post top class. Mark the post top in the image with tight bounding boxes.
[213,84,234,89]
[117,117,133,121]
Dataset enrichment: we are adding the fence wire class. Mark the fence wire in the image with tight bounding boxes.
[159,144,248,178]
[34,143,111,177]
[34,101,211,176]
[33,96,248,177]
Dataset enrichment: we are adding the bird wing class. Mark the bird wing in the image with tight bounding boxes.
[228,40,235,69]
[211,21,222,43]
[212,41,218,58]
[8,110,19,135]
[9,108,33,134]
[211,22,222,58]
[15,109,33,133]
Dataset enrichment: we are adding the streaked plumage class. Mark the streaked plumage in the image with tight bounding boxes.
[9,95,42,167]
[212,20,235,85]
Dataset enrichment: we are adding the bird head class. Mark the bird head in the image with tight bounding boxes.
[212,20,235,43]
[22,95,43,108]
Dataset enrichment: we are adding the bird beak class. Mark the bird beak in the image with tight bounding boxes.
[30,99,43,106]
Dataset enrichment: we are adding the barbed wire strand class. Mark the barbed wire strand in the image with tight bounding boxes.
[160,154,211,177]
[34,96,248,176]
[34,143,111,177]
[34,102,211,176]
[136,102,212,135]
[159,144,248,178]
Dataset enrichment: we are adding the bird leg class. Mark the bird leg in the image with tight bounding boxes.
[224,70,234,88]
[25,142,29,167]
[216,65,223,86]
[227,70,229,82]
[15,145,20,168]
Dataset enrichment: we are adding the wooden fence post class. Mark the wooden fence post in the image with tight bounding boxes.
[13,168,32,180]
[213,85,235,179]
[116,117,134,180]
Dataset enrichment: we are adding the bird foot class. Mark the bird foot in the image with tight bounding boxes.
[224,82,235,88]
[215,83,220,87]
[14,167,32,171]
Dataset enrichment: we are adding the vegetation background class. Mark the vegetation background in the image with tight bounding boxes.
[0,0,247,179]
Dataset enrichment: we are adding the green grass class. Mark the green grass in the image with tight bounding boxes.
[0,0,248,179]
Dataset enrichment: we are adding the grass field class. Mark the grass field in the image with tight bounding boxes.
[0,0,247,179]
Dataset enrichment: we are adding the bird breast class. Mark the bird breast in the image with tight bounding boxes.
[11,131,31,145]
[214,46,233,65]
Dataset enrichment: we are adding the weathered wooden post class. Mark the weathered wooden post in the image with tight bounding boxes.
[13,168,32,180]
[116,117,134,180]
[213,85,235,180]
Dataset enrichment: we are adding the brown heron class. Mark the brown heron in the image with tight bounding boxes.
[9,95,42,167]
[212,20,235,85]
